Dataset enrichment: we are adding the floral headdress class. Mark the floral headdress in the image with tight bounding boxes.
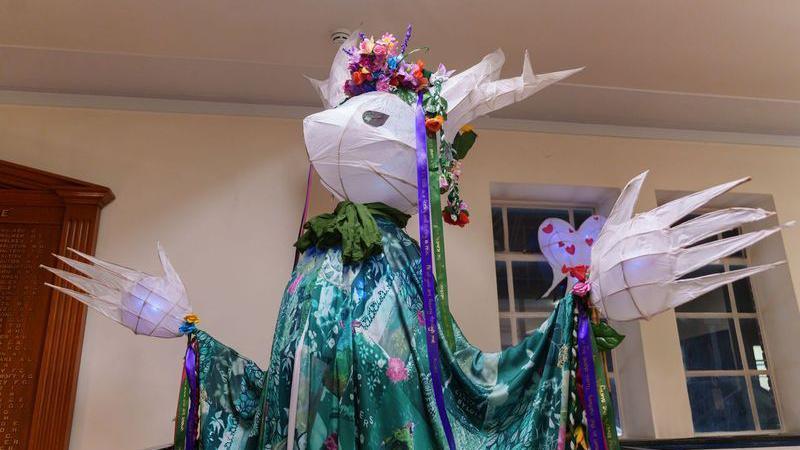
[342,26,477,227]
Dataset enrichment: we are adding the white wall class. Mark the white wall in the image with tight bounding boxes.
[1,104,799,448]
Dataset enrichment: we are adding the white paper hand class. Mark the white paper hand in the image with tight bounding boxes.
[41,243,192,338]
[590,171,791,321]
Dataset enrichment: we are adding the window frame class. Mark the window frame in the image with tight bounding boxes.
[492,200,625,435]
[674,220,785,436]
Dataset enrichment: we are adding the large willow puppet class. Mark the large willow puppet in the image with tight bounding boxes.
[44,28,788,450]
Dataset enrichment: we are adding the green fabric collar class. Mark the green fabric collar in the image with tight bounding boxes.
[294,202,410,263]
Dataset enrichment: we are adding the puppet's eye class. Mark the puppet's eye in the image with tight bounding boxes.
[362,110,389,127]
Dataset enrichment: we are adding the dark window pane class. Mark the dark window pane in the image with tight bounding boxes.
[500,318,512,349]
[752,375,781,430]
[687,376,754,432]
[604,351,614,373]
[492,207,505,252]
[507,208,569,253]
[730,264,756,313]
[740,318,768,370]
[610,377,622,435]
[496,261,509,312]
[676,265,731,312]
[516,317,546,342]
[672,213,700,227]
[512,261,564,312]
[677,318,742,370]
[574,209,594,228]
[722,228,745,258]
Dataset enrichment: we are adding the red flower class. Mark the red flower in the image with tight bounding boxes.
[425,115,444,135]
[352,70,372,86]
[442,209,470,227]
[566,265,589,282]
[443,209,458,225]
[457,211,470,227]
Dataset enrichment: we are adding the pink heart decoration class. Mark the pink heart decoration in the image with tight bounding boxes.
[537,215,607,297]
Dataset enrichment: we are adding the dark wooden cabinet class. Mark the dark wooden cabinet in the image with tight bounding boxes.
[0,160,113,450]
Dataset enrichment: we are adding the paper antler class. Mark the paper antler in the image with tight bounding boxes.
[41,243,192,338]
[441,49,582,140]
[590,171,791,321]
[305,30,361,109]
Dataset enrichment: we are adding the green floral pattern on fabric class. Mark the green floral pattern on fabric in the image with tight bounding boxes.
[184,217,578,449]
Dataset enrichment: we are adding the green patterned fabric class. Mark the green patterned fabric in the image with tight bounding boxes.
[183,216,585,449]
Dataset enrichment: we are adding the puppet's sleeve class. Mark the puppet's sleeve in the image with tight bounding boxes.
[173,330,265,450]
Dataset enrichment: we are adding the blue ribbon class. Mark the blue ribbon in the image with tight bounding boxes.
[184,338,199,450]
[414,92,457,450]
[577,308,607,450]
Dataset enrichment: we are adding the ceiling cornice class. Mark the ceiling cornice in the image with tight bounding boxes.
[0,89,798,149]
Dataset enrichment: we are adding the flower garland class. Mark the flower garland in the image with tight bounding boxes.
[343,26,478,227]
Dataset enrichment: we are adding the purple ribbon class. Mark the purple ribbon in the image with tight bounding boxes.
[414,92,457,450]
[577,308,606,450]
[184,339,199,450]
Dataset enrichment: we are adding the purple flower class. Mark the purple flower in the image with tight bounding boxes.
[430,63,455,83]
[400,24,412,54]
[376,76,392,92]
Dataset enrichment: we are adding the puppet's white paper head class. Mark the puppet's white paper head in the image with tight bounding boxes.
[303,29,581,213]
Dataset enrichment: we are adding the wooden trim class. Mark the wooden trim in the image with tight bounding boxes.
[27,202,100,450]
[0,160,113,450]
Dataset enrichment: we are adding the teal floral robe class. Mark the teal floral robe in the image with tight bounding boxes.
[177,216,593,450]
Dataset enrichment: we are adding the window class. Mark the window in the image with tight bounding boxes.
[674,217,782,433]
[492,203,622,434]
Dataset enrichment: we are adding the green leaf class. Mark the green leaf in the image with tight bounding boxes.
[452,130,477,159]
[592,322,625,351]
[424,94,448,117]
[395,89,416,105]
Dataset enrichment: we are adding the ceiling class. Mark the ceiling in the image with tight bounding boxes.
[1,0,799,135]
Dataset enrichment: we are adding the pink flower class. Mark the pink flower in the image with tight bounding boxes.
[386,357,409,383]
[324,432,338,450]
[359,37,375,54]
[572,281,591,297]
[376,76,392,92]
[439,175,450,191]
[451,160,462,179]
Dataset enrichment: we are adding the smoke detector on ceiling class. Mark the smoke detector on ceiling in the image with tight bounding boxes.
[331,29,352,46]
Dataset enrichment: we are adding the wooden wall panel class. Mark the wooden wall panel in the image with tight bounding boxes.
[0,160,113,450]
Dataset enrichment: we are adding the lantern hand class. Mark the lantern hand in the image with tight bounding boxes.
[589,171,792,321]
[40,243,192,338]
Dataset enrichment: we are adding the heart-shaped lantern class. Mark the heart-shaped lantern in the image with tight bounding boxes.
[538,215,606,297]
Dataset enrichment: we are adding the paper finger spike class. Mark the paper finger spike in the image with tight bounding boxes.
[590,173,791,321]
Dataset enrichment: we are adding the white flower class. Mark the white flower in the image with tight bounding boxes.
[430,63,455,83]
